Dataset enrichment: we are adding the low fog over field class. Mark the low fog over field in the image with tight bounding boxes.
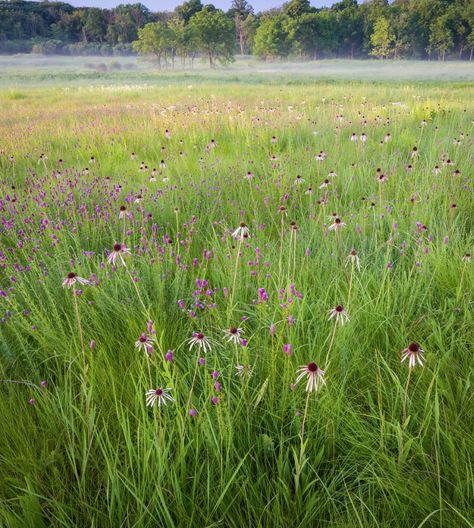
[1,56,473,88]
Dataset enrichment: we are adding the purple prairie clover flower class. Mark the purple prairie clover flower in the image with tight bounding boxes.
[89,340,95,349]
[135,333,153,355]
[212,370,219,379]
[223,327,243,345]
[199,357,206,366]
[295,362,326,393]
[214,381,221,392]
[269,323,276,336]
[178,299,185,309]
[211,396,218,405]
[165,350,174,362]
[241,339,247,347]
[62,272,90,288]
[328,305,349,325]
[232,222,250,241]
[401,343,426,369]
[189,408,197,417]
[283,343,293,356]
[28,398,35,406]
[145,387,174,408]
[188,332,213,353]
[107,243,131,266]
[258,288,268,302]
[40,380,47,388]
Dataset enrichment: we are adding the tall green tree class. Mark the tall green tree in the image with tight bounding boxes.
[253,14,291,59]
[188,6,235,66]
[370,16,394,58]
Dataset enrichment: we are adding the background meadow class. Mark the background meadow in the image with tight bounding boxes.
[0,62,473,527]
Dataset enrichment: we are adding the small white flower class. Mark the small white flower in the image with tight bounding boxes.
[145,387,174,407]
[401,343,425,369]
[328,305,349,325]
[62,272,90,288]
[231,222,250,241]
[223,327,243,345]
[188,332,213,353]
[295,362,326,393]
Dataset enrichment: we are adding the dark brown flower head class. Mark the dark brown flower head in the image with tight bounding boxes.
[67,272,76,279]
[113,243,122,251]
[308,362,318,372]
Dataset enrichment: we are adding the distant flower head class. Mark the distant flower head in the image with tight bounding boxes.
[328,218,346,231]
[346,248,360,271]
[223,326,243,345]
[401,342,425,369]
[107,243,131,266]
[135,332,153,355]
[295,362,326,393]
[145,387,174,407]
[188,332,213,353]
[62,272,90,289]
[232,222,250,241]
[328,305,349,325]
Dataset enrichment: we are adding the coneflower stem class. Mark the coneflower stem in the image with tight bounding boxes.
[185,356,200,421]
[401,367,412,433]
[72,286,87,389]
[296,390,312,486]
[228,238,242,321]
[324,323,338,367]
[347,260,355,310]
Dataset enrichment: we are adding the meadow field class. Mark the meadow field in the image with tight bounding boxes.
[0,60,473,527]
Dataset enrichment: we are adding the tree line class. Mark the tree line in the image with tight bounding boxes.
[0,0,473,62]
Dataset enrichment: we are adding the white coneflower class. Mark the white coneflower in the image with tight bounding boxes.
[89,156,95,164]
[295,362,325,393]
[350,133,358,142]
[165,129,171,139]
[131,152,137,160]
[107,243,131,266]
[294,175,305,185]
[145,387,174,407]
[401,342,425,369]
[345,248,360,271]
[360,133,367,142]
[188,332,213,353]
[235,364,252,379]
[462,252,471,262]
[410,146,418,159]
[232,222,250,240]
[305,186,313,195]
[119,205,128,220]
[223,327,243,345]
[319,179,331,189]
[135,332,153,354]
[328,305,349,325]
[62,272,90,288]
[245,171,253,180]
[328,217,346,231]
[384,133,391,143]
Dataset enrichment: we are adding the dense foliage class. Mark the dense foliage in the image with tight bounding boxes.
[0,0,473,61]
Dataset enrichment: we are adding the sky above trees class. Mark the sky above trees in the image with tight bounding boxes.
[63,0,330,10]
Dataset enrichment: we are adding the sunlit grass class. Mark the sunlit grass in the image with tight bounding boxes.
[0,68,473,527]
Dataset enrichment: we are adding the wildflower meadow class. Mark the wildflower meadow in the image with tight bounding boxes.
[0,60,473,527]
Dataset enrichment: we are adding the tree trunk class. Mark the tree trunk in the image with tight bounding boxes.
[470,47,473,61]
[208,50,213,67]
[239,25,244,55]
